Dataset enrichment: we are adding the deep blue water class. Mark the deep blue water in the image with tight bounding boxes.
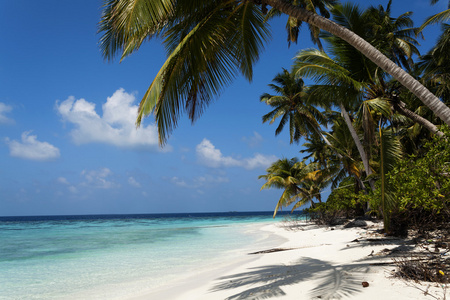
[0,210,299,222]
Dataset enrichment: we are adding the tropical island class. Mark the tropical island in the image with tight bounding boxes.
[98,0,450,298]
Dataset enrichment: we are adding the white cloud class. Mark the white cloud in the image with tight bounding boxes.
[196,138,277,169]
[56,88,170,151]
[0,103,13,124]
[243,154,278,170]
[128,176,141,188]
[196,139,241,168]
[5,131,60,161]
[81,168,117,189]
[242,131,263,147]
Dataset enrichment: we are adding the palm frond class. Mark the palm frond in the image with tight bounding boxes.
[99,0,174,61]
[419,9,450,32]
[134,1,270,145]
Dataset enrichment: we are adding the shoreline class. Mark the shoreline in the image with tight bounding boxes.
[133,220,448,300]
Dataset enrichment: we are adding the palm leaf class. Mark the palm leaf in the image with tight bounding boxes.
[379,125,403,232]
[134,1,270,145]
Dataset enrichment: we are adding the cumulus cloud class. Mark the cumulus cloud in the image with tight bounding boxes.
[81,168,117,189]
[196,138,277,169]
[128,176,141,188]
[5,131,60,161]
[56,89,169,151]
[0,103,13,124]
[196,139,241,168]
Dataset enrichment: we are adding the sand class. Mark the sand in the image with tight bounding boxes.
[132,220,448,300]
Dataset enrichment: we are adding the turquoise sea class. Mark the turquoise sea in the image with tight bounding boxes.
[0,212,301,300]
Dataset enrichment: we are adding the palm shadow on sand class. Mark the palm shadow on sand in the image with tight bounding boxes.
[209,256,372,300]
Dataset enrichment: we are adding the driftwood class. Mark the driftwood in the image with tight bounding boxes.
[248,248,294,255]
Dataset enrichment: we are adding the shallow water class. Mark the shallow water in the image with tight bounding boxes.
[0,212,302,299]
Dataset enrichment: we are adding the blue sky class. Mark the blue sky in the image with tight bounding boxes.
[0,0,446,216]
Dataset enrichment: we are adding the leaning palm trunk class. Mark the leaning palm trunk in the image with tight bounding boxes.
[264,0,450,127]
[311,125,344,160]
[339,103,375,191]
[393,100,445,138]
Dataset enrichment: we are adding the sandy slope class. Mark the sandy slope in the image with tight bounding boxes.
[133,221,448,300]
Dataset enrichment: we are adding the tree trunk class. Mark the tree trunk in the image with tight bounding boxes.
[393,100,445,138]
[264,0,450,127]
[339,103,376,191]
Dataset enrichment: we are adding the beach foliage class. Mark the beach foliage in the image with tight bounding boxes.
[98,0,450,237]
[377,126,450,227]
[259,2,450,236]
[99,0,450,146]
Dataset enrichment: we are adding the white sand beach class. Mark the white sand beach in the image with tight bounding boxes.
[134,221,448,300]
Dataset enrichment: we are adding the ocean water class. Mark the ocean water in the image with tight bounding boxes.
[0,212,302,300]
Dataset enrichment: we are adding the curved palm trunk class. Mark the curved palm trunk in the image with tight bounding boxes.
[309,123,345,162]
[339,103,375,191]
[264,0,450,127]
[393,100,445,138]
[312,126,343,157]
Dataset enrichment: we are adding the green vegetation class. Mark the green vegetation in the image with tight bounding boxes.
[99,0,450,147]
[98,0,450,233]
[99,0,450,286]
[257,1,450,235]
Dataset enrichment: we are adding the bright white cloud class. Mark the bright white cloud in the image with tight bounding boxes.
[0,102,13,124]
[196,139,241,168]
[5,131,60,161]
[81,168,117,189]
[128,176,141,188]
[196,138,277,170]
[56,89,170,151]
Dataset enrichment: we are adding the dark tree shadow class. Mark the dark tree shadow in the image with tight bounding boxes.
[209,257,372,300]
[341,237,416,257]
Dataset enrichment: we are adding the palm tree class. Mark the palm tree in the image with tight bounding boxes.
[418,0,450,31]
[263,0,450,125]
[293,48,375,190]
[361,80,445,138]
[293,3,445,189]
[365,0,421,72]
[325,118,367,192]
[259,157,325,217]
[417,24,450,103]
[264,0,338,50]
[260,68,329,145]
[99,0,450,146]
[379,123,403,232]
[301,133,335,168]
